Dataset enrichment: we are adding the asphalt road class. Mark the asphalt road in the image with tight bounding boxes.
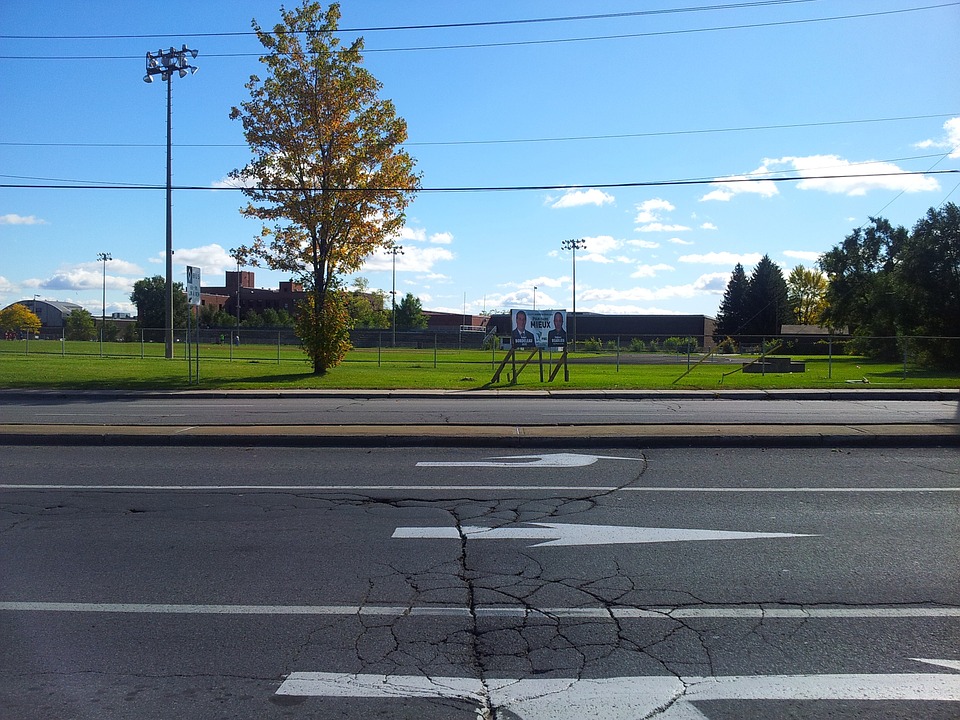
[2,445,958,719]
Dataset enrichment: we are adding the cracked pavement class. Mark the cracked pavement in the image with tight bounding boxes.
[1,444,958,719]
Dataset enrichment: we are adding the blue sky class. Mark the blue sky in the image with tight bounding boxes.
[2,0,958,320]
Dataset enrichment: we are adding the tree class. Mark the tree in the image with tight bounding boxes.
[64,308,96,341]
[786,265,827,325]
[130,276,189,339]
[229,1,420,374]
[819,217,907,358]
[714,263,750,341]
[0,303,41,335]
[893,203,960,367]
[743,255,790,338]
[395,292,427,331]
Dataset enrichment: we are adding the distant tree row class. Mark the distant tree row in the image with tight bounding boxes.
[714,203,960,367]
[129,274,427,332]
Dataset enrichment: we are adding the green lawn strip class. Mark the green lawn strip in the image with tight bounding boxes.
[1,344,957,390]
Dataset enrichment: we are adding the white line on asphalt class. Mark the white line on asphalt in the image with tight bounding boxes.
[1,484,958,493]
[1,602,958,619]
[275,669,960,718]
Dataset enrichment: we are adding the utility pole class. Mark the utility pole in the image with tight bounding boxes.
[388,244,404,347]
[97,252,112,357]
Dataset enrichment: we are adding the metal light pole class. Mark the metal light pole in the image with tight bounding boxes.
[533,286,537,311]
[144,45,198,359]
[388,244,404,347]
[97,252,112,356]
[561,238,586,351]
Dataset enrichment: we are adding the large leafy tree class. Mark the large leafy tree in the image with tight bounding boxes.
[131,276,189,331]
[819,217,906,341]
[819,204,960,367]
[0,303,41,334]
[64,308,96,341]
[786,264,827,325]
[229,1,420,374]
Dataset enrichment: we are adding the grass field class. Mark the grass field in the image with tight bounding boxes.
[1,339,958,390]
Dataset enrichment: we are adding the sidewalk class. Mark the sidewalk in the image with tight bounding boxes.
[1,387,957,448]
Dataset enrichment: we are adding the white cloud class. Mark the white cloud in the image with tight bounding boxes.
[700,163,780,202]
[679,251,763,266]
[502,275,568,290]
[397,226,427,242]
[550,188,615,208]
[783,250,822,262]
[668,237,695,246]
[630,263,675,278]
[579,272,728,305]
[634,198,675,223]
[914,117,960,159]
[363,244,454,273]
[0,276,14,292]
[626,239,660,249]
[766,154,940,196]
[700,222,718,230]
[637,222,692,233]
[0,214,47,225]
[429,232,453,245]
[167,244,236,276]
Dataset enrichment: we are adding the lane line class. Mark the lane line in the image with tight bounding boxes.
[1,484,958,493]
[1,602,958,619]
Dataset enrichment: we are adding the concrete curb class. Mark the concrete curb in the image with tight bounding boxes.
[2,388,958,401]
[1,423,957,449]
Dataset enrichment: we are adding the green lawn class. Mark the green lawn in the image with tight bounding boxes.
[1,340,957,390]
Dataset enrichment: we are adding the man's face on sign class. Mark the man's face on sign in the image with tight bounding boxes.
[516,312,526,331]
[554,313,563,329]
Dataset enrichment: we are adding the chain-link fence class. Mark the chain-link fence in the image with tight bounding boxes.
[2,327,959,372]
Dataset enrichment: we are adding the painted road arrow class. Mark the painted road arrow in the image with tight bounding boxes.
[416,452,641,468]
[276,660,960,719]
[392,522,815,547]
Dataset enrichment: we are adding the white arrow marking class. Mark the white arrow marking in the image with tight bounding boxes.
[392,522,815,547]
[416,452,641,468]
[276,666,960,720]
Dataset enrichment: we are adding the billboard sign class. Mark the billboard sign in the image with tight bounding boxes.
[510,309,567,350]
[186,266,202,306]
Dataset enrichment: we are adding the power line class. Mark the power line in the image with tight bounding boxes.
[2,113,956,150]
[3,169,956,194]
[1,3,954,58]
[0,1,821,40]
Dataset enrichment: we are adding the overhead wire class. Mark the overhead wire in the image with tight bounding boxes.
[1,3,955,58]
[2,113,956,150]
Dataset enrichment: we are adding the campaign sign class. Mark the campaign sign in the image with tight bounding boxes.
[510,309,567,350]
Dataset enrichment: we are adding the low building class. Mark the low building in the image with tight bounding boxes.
[486,312,717,349]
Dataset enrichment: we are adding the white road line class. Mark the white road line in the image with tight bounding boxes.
[275,669,960,718]
[1,484,958,492]
[1,602,958,619]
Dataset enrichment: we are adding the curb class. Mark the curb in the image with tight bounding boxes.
[1,424,957,449]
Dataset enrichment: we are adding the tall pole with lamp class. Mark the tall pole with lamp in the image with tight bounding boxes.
[561,238,585,351]
[388,244,404,348]
[144,45,198,359]
[97,252,112,357]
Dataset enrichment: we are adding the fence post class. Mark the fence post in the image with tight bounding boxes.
[616,336,620,372]
[378,332,382,367]
[828,337,833,379]
[434,333,438,369]
[61,327,66,357]
[278,330,281,365]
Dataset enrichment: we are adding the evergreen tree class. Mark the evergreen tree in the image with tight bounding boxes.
[395,292,427,330]
[714,263,750,340]
[743,255,790,338]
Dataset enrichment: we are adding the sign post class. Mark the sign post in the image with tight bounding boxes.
[491,309,569,384]
[186,266,201,383]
